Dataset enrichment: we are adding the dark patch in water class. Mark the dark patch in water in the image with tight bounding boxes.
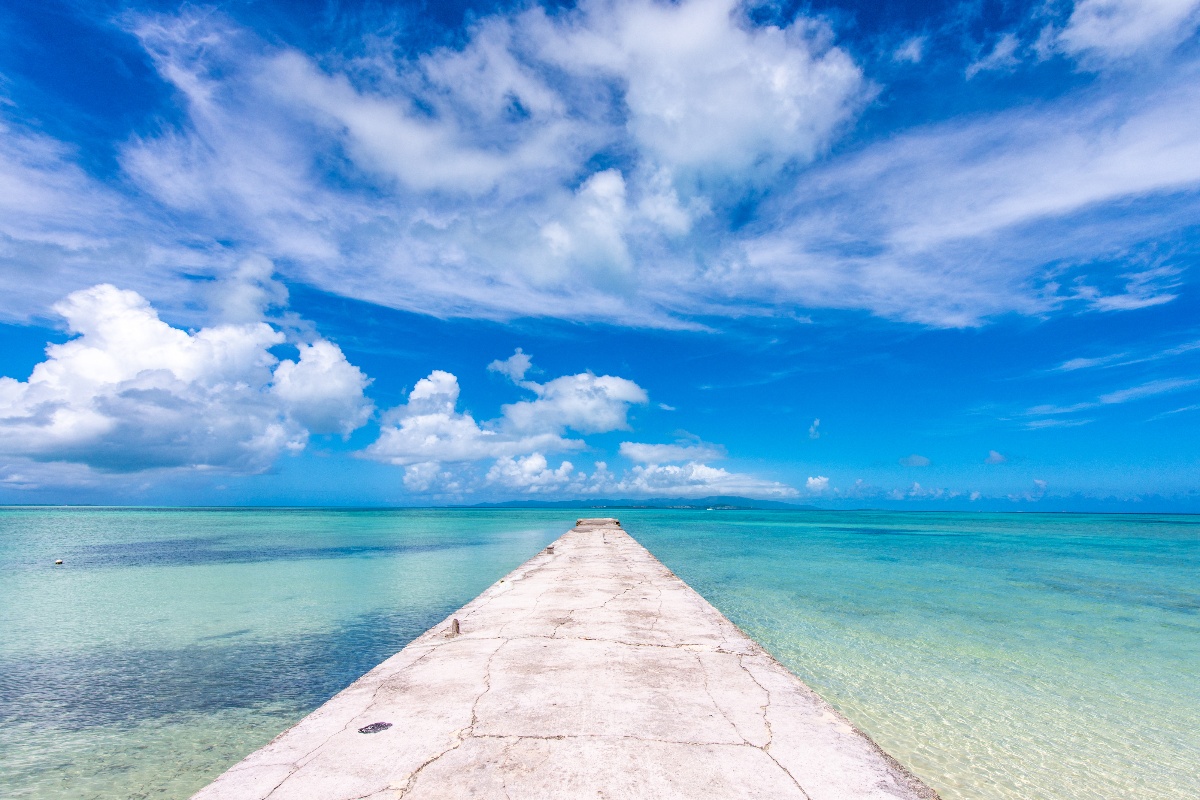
[0,605,453,731]
[68,535,487,568]
[196,629,253,641]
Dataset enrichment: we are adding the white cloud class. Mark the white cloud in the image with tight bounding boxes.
[501,372,648,435]
[212,255,290,324]
[744,72,1200,325]
[899,454,931,467]
[893,36,925,64]
[537,169,634,284]
[362,370,579,468]
[1098,377,1199,404]
[618,440,724,463]
[364,357,647,472]
[900,481,960,499]
[985,450,1007,464]
[808,418,820,439]
[5,1,1195,334]
[1026,376,1199,426]
[806,475,829,493]
[0,284,371,472]
[272,341,373,436]
[487,348,534,382]
[1008,478,1049,502]
[486,453,577,493]
[536,0,865,183]
[966,33,1021,79]
[1054,338,1200,372]
[0,2,868,330]
[1026,417,1094,429]
[616,461,798,498]
[363,356,794,498]
[0,117,211,325]
[1059,0,1200,63]
[1056,354,1127,371]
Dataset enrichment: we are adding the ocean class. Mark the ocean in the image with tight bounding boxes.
[1,508,1196,799]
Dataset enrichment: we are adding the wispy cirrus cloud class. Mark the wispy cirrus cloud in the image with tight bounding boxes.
[1058,0,1200,64]
[2,0,1197,331]
[744,67,1200,325]
[1098,378,1199,404]
[1025,377,1199,428]
[1053,338,1200,372]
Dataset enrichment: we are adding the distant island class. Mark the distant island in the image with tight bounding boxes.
[464,495,818,511]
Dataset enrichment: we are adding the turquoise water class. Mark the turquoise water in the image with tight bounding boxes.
[1,509,1197,799]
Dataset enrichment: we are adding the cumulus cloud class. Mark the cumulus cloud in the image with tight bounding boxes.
[272,341,373,435]
[363,353,794,498]
[501,372,648,435]
[806,475,829,493]
[0,284,371,472]
[483,452,796,498]
[536,0,865,183]
[808,418,820,439]
[487,348,534,383]
[615,462,798,498]
[363,355,648,490]
[618,440,724,463]
[486,454,577,493]
[899,454,931,467]
[362,370,579,471]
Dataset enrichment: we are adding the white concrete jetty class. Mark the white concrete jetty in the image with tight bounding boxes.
[193,519,938,799]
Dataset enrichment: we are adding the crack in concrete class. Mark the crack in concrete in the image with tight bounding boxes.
[694,651,747,745]
[733,652,814,800]
[395,639,506,799]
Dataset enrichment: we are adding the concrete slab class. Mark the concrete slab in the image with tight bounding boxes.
[192,518,938,800]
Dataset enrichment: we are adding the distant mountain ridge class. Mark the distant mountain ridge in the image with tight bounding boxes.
[464,495,816,510]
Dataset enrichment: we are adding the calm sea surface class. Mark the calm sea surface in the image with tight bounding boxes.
[1,508,1196,799]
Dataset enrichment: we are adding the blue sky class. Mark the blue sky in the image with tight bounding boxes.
[1,0,1199,508]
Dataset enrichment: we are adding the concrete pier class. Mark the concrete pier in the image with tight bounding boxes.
[192,519,938,799]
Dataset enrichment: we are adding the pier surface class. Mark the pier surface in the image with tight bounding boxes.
[193,519,937,799]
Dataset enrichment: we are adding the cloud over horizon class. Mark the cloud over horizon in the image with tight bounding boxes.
[0,284,371,473]
[362,352,796,498]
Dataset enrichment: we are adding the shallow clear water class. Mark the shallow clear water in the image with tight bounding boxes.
[1,508,1197,799]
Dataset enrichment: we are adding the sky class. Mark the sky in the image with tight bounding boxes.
[1,0,1199,509]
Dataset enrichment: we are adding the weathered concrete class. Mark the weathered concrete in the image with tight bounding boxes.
[192,519,938,799]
